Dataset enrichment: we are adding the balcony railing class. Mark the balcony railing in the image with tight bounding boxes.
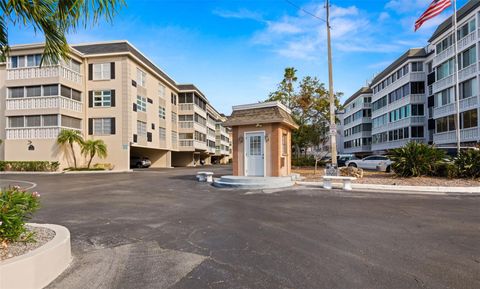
[7,65,82,84]
[372,138,425,151]
[6,96,82,113]
[179,103,194,111]
[433,46,454,67]
[457,31,477,52]
[458,63,477,82]
[433,95,478,119]
[433,127,479,144]
[6,126,80,140]
[179,121,193,129]
[432,74,454,94]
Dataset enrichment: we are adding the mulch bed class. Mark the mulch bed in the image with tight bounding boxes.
[293,167,480,187]
[0,225,56,261]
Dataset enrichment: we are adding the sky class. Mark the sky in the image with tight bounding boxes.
[9,0,470,114]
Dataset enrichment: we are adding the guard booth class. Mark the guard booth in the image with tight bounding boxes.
[223,101,299,177]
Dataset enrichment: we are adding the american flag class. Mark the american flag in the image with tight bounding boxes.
[415,0,452,31]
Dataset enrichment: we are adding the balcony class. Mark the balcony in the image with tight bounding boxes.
[344,145,372,154]
[6,126,78,140]
[433,127,479,144]
[179,121,193,129]
[433,46,454,67]
[178,103,207,117]
[178,139,207,151]
[432,74,454,94]
[458,63,477,82]
[372,138,425,151]
[6,96,82,113]
[7,65,82,84]
[433,95,478,119]
[457,31,477,52]
[344,131,371,141]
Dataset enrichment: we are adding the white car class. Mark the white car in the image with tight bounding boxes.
[346,155,392,172]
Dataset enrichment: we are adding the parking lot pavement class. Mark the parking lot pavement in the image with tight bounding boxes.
[5,165,480,289]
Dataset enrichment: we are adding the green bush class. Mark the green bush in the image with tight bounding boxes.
[292,156,327,167]
[389,142,447,177]
[0,187,40,244]
[0,161,59,172]
[452,149,480,179]
[64,167,105,171]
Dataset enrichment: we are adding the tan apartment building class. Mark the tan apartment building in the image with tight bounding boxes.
[0,41,230,170]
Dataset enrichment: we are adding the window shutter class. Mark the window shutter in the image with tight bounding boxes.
[88,118,93,135]
[133,103,137,112]
[147,98,153,104]
[88,91,93,108]
[132,80,137,87]
[110,62,115,79]
[133,134,138,143]
[88,64,93,80]
[111,90,116,107]
[151,123,155,130]
[147,132,152,142]
[110,118,116,135]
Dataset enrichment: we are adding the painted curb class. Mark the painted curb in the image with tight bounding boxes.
[0,223,72,289]
[297,181,480,194]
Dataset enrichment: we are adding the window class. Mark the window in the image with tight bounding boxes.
[137,68,146,87]
[172,112,177,124]
[62,115,81,129]
[93,63,111,80]
[10,56,19,68]
[460,78,477,99]
[27,54,41,67]
[458,46,476,69]
[411,104,424,116]
[411,126,424,138]
[24,86,40,98]
[457,18,476,40]
[9,87,24,98]
[159,127,166,141]
[436,115,456,133]
[436,34,454,54]
[137,121,147,137]
[26,115,41,127]
[8,116,25,128]
[137,95,147,112]
[282,133,288,156]
[411,82,425,94]
[411,62,423,72]
[93,118,112,135]
[171,93,177,105]
[43,85,59,96]
[461,109,478,129]
[43,115,58,126]
[179,114,193,121]
[437,58,454,80]
[159,106,166,119]
[435,87,455,107]
[159,83,166,98]
[179,92,194,103]
[94,91,112,107]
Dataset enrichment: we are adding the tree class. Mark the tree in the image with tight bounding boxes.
[267,68,342,158]
[57,129,83,168]
[1,0,125,63]
[81,139,107,169]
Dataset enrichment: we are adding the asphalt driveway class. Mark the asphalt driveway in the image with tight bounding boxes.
[3,166,480,289]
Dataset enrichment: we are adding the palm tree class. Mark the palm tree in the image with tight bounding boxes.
[57,129,83,168]
[81,139,107,169]
[1,0,125,63]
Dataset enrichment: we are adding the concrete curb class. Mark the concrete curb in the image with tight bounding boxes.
[297,181,480,194]
[0,170,133,175]
[0,223,72,289]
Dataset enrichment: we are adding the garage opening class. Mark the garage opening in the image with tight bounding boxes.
[130,146,171,168]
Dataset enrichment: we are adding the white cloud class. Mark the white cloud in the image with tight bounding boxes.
[266,20,302,34]
[331,6,359,17]
[212,8,263,21]
[378,12,390,22]
[385,0,431,14]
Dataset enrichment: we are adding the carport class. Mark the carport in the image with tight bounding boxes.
[130,146,171,168]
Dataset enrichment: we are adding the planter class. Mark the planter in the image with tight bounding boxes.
[0,223,71,289]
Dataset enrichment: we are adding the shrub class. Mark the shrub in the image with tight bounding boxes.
[292,156,326,167]
[389,142,447,177]
[0,187,40,244]
[93,163,114,170]
[0,161,60,172]
[452,149,480,179]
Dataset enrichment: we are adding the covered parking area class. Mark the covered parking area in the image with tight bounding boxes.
[130,146,172,168]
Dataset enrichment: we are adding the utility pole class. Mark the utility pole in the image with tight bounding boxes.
[326,0,337,168]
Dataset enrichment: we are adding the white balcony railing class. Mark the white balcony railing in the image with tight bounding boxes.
[6,126,80,140]
[432,74,454,94]
[7,65,82,84]
[433,45,454,67]
[372,138,425,151]
[6,96,83,112]
[179,139,193,147]
[179,103,193,111]
[433,95,478,119]
[457,31,477,52]
[433,127,479,144]
[458,63,477,82]
[179,121,193,129]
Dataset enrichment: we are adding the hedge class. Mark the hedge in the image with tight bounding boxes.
[0,161,60,172]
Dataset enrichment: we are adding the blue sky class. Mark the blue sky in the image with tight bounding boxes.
[9,0,469,114]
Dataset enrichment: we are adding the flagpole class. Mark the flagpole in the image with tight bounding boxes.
[453,0,461,154]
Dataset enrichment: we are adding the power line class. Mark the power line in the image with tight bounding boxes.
[283,0,327,23]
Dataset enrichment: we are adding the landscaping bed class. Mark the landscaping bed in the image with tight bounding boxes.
[293,167,480,187]
[0,225,55,261]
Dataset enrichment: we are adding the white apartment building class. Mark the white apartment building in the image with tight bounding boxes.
[0,41,231,170]
[342,87,372,156]
[427,0,480,147]
[344,0,480,155]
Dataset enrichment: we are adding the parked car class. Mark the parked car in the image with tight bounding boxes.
[130,156,151,168]
[376,158,393,172]
[346,155,391,171]
[337,154,357,167]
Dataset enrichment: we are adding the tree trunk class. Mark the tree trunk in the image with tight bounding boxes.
[70,142,77,168]
[87,152,94,169]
